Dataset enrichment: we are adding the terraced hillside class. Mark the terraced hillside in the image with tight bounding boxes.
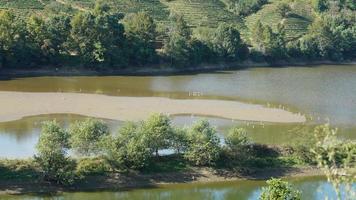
[245,0,314,41]
[0,0,46,9]
[161,0,243,28]
[0,0,316,42]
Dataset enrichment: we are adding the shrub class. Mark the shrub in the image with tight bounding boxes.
[184,120,221,166]
[69,118,109,156]
[260,178,301,200]
[102,122,152,170]
[142,113,173,156]
[212,23,249,61]
[225,127,250,150]
[76,157,111,176]
[35,121,77,185]
[170,127,189,154]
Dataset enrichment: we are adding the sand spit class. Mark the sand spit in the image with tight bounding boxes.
[0,91,306,123]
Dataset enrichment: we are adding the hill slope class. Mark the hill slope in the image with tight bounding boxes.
[0,0,317,43]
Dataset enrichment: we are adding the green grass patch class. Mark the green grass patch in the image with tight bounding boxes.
[142,155,190,173]
[0,159,39,181]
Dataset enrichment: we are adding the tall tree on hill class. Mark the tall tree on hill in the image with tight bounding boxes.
[251,20,287,60]
[0,10,29,67]
[45,14,71,63]
[70,1,127,67]
[124,12,158,65]
[251,20,265,52]
[163,13,192,66]
[26,15,56,64]
[212,23,248,61]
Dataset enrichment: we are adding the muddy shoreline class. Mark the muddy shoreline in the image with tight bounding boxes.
[0,61,354,78]
[0,167,323,195]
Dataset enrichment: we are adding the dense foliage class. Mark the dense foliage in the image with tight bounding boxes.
[260,178,301,200]
[184,120,221,166]
[69,118,109,156]
[35,121,76,185]
[28,115,356,199]
[0,0,353,70]
[311,124,356,199]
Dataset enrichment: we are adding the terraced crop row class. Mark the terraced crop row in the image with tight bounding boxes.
[161,0,243,28]
[245,1,313,41]
[112,0,170,24]
[0,0,46,9]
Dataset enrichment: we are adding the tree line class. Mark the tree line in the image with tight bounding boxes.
[34,114,355,199]
[37,113,296,185]
[36,114,234,184]
[0,0,354,70]
[35,114,356,199]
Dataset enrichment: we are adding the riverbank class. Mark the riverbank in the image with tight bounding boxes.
[0,91,306,123]
[0,166,322,195]
[0,60,354,78]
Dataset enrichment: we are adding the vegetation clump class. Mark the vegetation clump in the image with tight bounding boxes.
[259,178,301,200]
[35,121,76,185]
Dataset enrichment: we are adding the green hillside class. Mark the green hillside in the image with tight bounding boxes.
[245,0,314,41]
[0,0,316,42]
[0,0,46,9]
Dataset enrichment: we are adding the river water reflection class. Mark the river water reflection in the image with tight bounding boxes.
[1,176,355,200]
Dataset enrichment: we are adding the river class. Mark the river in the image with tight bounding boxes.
[0,176,354,199]
[0,64,355,199]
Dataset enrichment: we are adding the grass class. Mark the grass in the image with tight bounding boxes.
[0,159,39,181]
[142,155,190,173]
[0,0,46,9]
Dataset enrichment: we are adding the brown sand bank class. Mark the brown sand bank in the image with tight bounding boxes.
[0,91,306,123]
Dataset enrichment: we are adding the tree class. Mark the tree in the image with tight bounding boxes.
[188,38,213,64]
[142,113,173,156]
[224,127,251,161]
[124,12,157,65]
[0,11,29,67]
[26,15,49,63]
[35,121,76,185]
[184,120,221,166]
[70,1,126,67]
[311,124,356,199]
[251,20,287,60]
[225,127,250,150]
[170,127,189,154]
[264,24,286,59]
[102,122,151,169]
[260,178,301,200]
[45,14,71,63]
[69,118,109,156]
[163,13,192,66]
[251,20,265,52]
[212,23,248,61]
[299,14,353,60]
[169,13,191,40]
